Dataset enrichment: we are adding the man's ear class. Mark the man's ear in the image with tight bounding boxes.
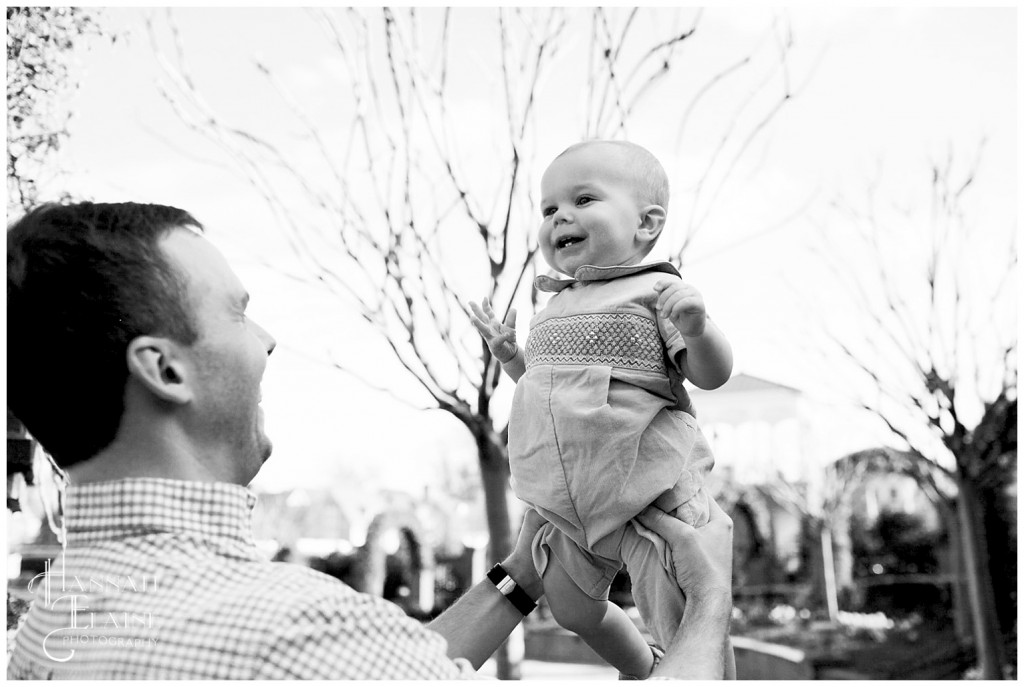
[126,336,193,405]
[636,205,667,245]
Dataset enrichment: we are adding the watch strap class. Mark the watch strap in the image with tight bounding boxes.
[487,563,537,616]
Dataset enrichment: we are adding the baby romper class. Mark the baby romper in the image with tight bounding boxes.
[508,262,716,649]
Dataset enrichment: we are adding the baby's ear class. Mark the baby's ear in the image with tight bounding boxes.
[636,205,667,245]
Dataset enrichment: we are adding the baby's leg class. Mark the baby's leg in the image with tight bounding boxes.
[543,555,655,678]
[618,522,687,651]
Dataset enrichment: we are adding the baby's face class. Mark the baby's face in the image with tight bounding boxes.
[539,145,649,277]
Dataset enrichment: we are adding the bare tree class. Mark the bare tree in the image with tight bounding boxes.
[807,149,1016,678]
[6,6,107,214]
[151,7,796,677]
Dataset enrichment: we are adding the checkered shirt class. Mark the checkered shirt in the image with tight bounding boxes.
[7,478,473,679]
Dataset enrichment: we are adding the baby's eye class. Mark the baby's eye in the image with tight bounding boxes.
[576,195,594,206]
[542,206,556,218]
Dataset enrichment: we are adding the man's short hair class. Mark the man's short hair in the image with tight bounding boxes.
[7,202,203,468]
[558,140,670,210]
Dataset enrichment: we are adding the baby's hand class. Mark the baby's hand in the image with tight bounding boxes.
[469,297,518,363]
[653,280,707,338]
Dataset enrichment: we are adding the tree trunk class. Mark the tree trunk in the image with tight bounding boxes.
[820,527,839,621]
[804,519,828,612]
[360,521,386,596]
[958,478,1005,678]
[477,426,520,679]
[938,499,972,643]
[831,492,855,605]
[479,438,513,567]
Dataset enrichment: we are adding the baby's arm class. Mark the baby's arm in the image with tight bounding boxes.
[653,279,733,390]
[469,298,526,382]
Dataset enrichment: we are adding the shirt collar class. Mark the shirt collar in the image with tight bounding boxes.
[535,261,681,293]
[65,478,258,548]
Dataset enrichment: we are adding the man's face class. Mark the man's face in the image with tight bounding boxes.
[160,229,276,483]
[539,145,648,277]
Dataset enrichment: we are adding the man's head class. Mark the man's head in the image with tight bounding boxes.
[539,140,670,276]
[7,202,276,482]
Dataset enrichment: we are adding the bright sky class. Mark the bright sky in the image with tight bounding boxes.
[26,6,1018,492]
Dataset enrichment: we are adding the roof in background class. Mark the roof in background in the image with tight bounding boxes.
[691,372,802,395]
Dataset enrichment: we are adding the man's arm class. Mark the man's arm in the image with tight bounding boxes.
[651,591,732,679]
[426,510,544,668]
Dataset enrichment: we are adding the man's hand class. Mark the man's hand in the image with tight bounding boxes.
[469,298,518,363]
[639,498,735,680]
[500,508,546,602]
[653,279,707,338]
[635,497,733,597]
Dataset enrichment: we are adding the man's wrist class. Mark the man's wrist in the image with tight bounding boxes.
[683,588,732,624]
[487,563,537,616]
[498,554,543,602]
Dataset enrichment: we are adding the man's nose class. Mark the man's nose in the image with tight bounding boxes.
[253,320,277,356]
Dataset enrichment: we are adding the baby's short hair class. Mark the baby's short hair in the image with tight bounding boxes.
[557,140,670,211]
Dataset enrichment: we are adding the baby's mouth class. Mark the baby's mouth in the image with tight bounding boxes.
[556,235,585,250]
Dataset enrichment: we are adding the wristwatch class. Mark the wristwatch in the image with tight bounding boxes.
[486,563,537,616]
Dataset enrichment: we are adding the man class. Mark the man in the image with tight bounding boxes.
[7,202,733,679]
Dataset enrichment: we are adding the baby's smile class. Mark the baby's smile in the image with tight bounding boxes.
[556,234,586,250]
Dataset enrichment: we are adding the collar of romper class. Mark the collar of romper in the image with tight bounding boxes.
[534,261,681,293]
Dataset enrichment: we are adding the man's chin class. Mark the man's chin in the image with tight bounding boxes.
[255,411,272,462]
[243,442,274,486]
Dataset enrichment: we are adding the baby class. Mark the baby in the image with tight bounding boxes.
[471,140,734,678]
